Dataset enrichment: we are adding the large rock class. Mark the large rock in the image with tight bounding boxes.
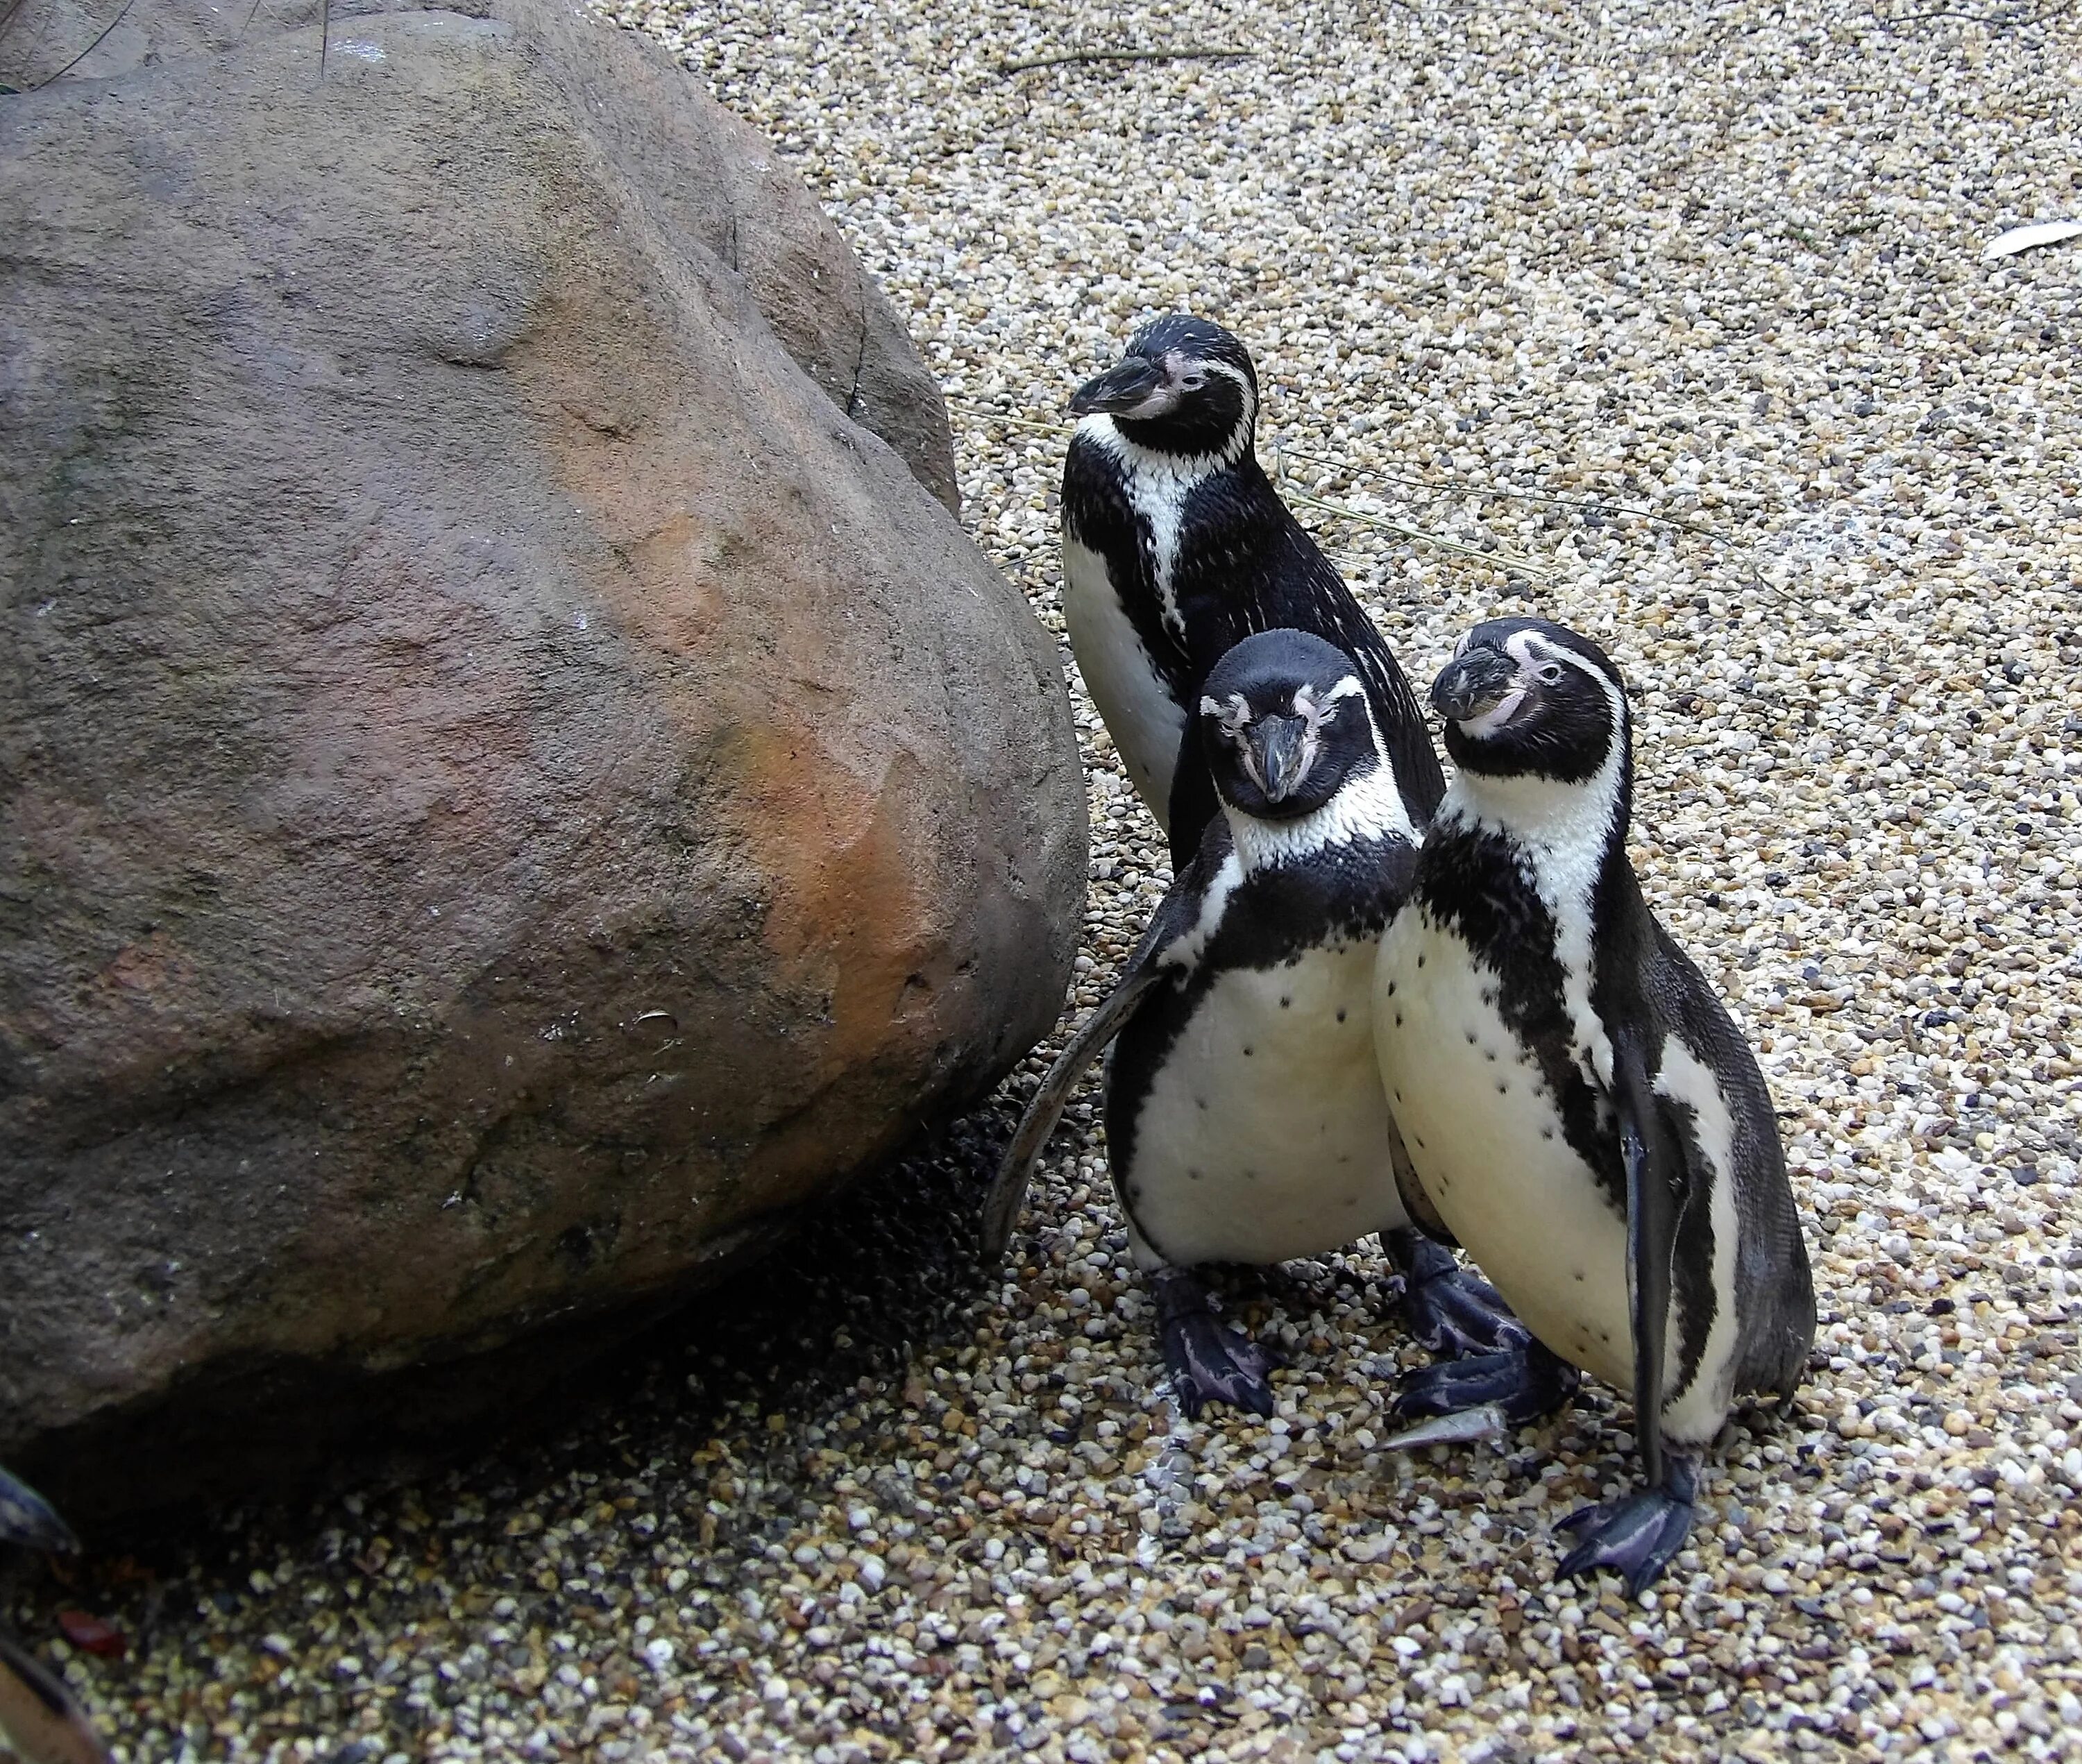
[0,0,1083,1519]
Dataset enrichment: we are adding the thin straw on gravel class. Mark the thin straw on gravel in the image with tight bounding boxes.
[22,0,2082,1759]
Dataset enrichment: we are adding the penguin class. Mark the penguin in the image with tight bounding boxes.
[0,1466,110,1764]
[984,630,1534,1415]
[1060,315,1444,867]
[1371,616,1816,1593]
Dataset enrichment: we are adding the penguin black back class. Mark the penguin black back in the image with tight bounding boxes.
[1060,314,1443,865]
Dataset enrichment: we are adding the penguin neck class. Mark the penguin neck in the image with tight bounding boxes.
[1444,744,1635,1093]
[1223,760,1418,874]
[1077,414,1262,650]
[1440,745,1632,913]
[1076,412,1256,484]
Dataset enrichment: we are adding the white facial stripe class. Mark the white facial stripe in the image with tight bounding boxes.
[1510,630,1625,727]
[1202,691,1251,741]
[1199,359,1256,425]
[1296,674,1365,731]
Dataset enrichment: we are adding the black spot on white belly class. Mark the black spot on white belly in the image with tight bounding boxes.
[1335,1008,1347,1023]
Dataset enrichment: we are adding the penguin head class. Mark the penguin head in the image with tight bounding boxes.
[1430,617,1630,785]
[1198,630,1381,822]
[1068,315,1258,463]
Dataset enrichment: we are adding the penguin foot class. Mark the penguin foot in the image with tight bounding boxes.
[0,1466,77,1554]
[1389,1235,1532,1358]
[1387,1341,1580,1430]
[1555,1457,1700,1597]
[1150,1269,1280,1420]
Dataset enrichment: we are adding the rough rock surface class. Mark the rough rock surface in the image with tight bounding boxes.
[0,0,1081,1516]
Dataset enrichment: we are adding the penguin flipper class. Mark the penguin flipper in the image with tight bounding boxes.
[1614,1028,1683,1491]
[0,1629,113,1764]
[0,1468,76,1555]
[1546,1038,1701,1597]
[981,965,1163,1260]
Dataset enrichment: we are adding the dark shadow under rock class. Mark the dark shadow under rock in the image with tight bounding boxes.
[36,1084,1023,1547]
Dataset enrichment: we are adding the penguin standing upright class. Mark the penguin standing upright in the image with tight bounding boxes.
[1060,315,1443,866]
[1373,617,1816,1593]
[0,1466,110,1764]
[986,631,1543,1414]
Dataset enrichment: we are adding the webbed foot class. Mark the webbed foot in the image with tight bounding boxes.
[1386,1231,1530,1358]
[1387,1341,1580,1430]
[1151,1269,1280,1419]
[1556,1457,1700,1596]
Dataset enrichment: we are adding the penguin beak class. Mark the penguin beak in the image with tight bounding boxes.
[1432,646,1523,727]
[1249,714,1314,804]
[1069,355,1167,417]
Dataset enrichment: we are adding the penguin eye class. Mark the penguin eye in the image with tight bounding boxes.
[1178,371,1207,392]
[1537,663,1564,686]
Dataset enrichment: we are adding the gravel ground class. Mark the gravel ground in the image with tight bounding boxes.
[19,0,2082,1758]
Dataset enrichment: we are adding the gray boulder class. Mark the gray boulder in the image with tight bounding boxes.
[0,0,1083,1519]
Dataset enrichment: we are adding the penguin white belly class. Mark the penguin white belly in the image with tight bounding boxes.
[1063,537,1186,827]
[1374,910,1636,1395]
[1122,942,1410,1267]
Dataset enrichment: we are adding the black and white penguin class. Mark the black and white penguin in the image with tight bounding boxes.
[985,630,1527,1416]
[1372,616,1816,1593]
[1060,315,1443,866]
[0,1466,108,1764]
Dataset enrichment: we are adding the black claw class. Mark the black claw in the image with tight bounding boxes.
[1388,1342,1580,1430]
[1555,1458,1701,1596]
[1151,1269,1279,1418]
[1387,1232,1531,1358]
